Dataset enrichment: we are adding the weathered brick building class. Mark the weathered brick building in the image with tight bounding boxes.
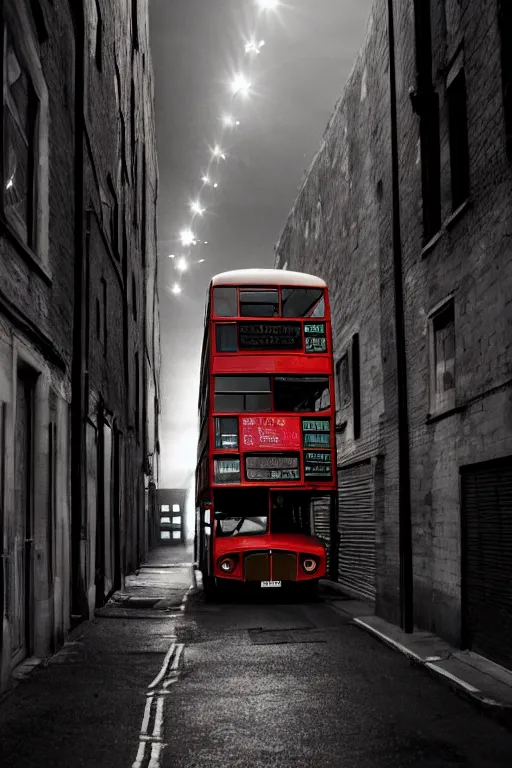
[0,0,160,693]
[275,0,512,670]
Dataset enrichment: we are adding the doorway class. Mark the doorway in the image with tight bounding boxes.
[11,366,36,667]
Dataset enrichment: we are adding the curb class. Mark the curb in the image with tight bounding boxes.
[353,617,512,730]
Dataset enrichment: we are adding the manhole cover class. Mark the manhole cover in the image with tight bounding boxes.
[123,598,161,609]
[248,628,326,645]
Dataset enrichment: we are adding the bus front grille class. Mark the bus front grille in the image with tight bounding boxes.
[244,553,270,581]
[243,551,297,582]
[272,552,297,581]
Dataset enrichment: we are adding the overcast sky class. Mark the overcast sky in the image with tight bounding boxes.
[149,0,372,491]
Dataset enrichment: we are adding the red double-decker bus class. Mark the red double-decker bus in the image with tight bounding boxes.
[195,268,337,597]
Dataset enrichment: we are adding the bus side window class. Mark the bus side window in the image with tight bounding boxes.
[214,287,237,317]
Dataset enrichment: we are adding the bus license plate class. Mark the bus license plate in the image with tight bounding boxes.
[261,581,281,588]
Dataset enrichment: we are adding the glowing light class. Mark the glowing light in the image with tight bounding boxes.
[6,175,14,190]
[176,257,188,272]
[168,254,175,259]
[198,259,205,263]
[256,0,279,10]
[222,114,239,128]
[245,39,265,54]
[180,228,195,246]
[171,283,181,295]
[202,174,211,184]
[190,200,205,216]
[213,183,218,188]
[211,145,226,160]
[230,74,251,97]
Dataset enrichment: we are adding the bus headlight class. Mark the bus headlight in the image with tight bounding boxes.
[217,555,237,574]
[300,555,318,574]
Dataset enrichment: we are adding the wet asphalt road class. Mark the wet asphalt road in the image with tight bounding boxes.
[1,555,512,768]
[164,586,512,768]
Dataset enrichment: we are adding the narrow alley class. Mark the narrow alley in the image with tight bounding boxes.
[1,545,512,768]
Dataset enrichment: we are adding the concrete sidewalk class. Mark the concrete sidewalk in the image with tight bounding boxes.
[0,546,193,768]
[321,579,512,728]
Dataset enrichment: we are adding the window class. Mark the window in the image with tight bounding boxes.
[498,1,512,159]
[214,287,237,317]
[274,376,330,412]
[240,289,279,317]
[281,288,324,318]
[172,503,180,512]
[216,324,237,352]
[161,531,171,540]
[160,516,171,524]
[132,273,137,321]
[412,0,441,242]
[215,416,239,449]
[352,334,361,439]
[214,376,271,413]
[336,355,351,408]
[447,69,470,210]
[131,0,139,50]
[161,504,170,512]
[172,516,181,525]
[430,301,455,413]
[91,0,102,71]
[215,488,269,535]
[3,26,38,247]
[172,531,181,540]
[214,457,241,484]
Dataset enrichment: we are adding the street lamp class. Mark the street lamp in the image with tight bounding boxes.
[229,74,251,98]
[179,228,195,246]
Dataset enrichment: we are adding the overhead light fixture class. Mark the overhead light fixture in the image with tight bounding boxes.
[179,228,195,246]
[230,74,251,97]
[171,283,181,295]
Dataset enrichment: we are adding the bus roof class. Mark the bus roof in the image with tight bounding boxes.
[211,268,326,289]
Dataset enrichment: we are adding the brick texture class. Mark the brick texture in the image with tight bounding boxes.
[275,0,512,644]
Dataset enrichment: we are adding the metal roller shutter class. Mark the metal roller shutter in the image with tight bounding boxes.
[311,495,332,571]
[338,461,375,603]
[461,459,512,671]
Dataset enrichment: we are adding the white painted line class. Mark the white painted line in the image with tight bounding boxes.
[140,695,154,735]
[171,644,184,671]
[353,619,424,662]
[148,643,176,689]
[131,741,146,768]
[148,742,164,768]
[152,696,165,739]
[425,662,481,694]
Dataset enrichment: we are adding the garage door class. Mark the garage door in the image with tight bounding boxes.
[461,458,512,670]
[338,461,375,603]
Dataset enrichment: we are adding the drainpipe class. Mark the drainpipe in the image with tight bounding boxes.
[70,1,87,623]
[387,0,414,633]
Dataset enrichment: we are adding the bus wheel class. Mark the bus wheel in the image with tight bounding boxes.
[203,574,217,602]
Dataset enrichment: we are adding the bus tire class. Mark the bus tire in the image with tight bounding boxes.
[203,574,217,601]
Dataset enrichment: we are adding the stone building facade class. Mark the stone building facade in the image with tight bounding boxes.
[0,0,160,693]
[275,0,512,670]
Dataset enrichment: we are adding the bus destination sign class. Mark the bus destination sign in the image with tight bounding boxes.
[304,322,327,354]
[302,419,330,432]
[304,451,332,478]
[245,454,300,482]
[241,416,301,450]
[238,322,302,350]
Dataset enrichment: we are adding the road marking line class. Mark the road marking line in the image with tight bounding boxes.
[132,637,186,768]
[148,643,176,689]
[140,695,154,735]
[132,741,146,768]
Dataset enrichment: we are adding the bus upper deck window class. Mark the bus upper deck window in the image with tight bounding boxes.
[214,287,237,317]
[281,288,324,318]
[240,289,279,317]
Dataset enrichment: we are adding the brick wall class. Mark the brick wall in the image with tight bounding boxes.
[275,0,512,644]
